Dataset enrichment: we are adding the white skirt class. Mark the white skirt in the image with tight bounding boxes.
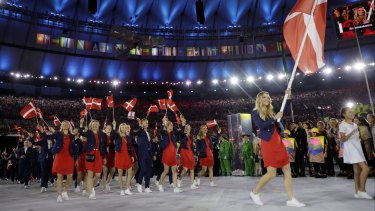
[343,139,366,164]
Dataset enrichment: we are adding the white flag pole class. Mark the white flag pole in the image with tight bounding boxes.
[278,0,319,122]
[367,0,374,21]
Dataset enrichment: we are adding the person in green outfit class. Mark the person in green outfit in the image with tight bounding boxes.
[242,133,255,176]
[219,134,234,176]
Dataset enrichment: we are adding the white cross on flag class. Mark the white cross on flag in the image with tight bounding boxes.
[283,0,327,75]
[147,105,159,116]
[123,98,137,112]
[19,102,37,119]
[207,120,218,128]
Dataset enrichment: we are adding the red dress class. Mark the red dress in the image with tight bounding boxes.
[85,133,103,173]
[52,135,74,175]
[199,136,214,167]
[115,136,133,170]
[105,135,115,168]
[261,126,290,168]
[76,141,86,172]
[162,133,178,166]
[181,136,195,170]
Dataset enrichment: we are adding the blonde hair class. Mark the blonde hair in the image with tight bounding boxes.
[255,91,275,120]
[354,6,367,23]
[197,124,207,140]
[118,123,129,137]
[89,119,99,131]
[59,120,71,133]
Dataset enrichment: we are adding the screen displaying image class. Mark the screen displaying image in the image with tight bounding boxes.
[332,1,375,40]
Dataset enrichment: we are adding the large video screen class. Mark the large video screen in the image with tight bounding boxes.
[332,1,375,40]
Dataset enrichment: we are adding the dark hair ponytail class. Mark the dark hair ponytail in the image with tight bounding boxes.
[340,107,351,119]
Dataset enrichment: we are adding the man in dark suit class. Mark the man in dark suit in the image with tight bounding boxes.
[136,118,156,193]
[18,139,35,189]
[290,122,308,177]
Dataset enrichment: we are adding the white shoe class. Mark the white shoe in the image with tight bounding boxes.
[250,191,264,206]
[125,189,133,195]
[89,192,96,200]
[57,195,63,203]
[155,180,159,186]
[196,178,200,186]
[82,190,87,196]
[137,184,143,193]
[40,187,45,193]
[358,191,374,200]
[120,190,125,196]
[210,181,216,187]
[61,192,69,201]
[158,185,164,192]
[144,188,152,193]
[24,185,29,189]
[193,180,198,186]
[286,198,306,207]
[190,184,199,189]
[354,192,360,198]
[106,184,111,192]
[74,186,81,193]
[174,187,183,193]
[169,183,174,188]
[177,179,182,188]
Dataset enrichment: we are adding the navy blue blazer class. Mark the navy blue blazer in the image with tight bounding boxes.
[136,129,155,159]
[43,132,78,161]
[114,133,134,157]
[80,129,107,158]
[17,147,35,165]
[196,135,219,155]
[251,109,284,142]
[30,138,54,162]
[177,127,195,154]
[159,129,177,151]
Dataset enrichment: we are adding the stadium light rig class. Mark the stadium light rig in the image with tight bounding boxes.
[354,62,366,71]
[246,76,255,83]
[266,74,274,81]
[323,67,332,75]
[230,77,239,85]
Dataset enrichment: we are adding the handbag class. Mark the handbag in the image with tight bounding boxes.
[85,153,95,162]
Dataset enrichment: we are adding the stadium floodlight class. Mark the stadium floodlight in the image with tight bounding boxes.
[344,66,352,71]
[323,67,332,75]
[354,62,366,71]
[247,76,255,83]
[266,74,274,81]
[112,80,120,86]
[212,79,219,84]
[346,102,354,108]
[186,80,192,86]
[230,77,239,85]
[277,73,285,80]
[77,78,84,84]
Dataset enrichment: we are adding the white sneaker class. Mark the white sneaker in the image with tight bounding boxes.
[106,184,111,192]
[358,191,374,200]
[137,184,143,193]
[82,190,87,196]
[24,185,29,189]
[74,186,81,193]
[61,192,69,201]
[193,180,198,186]
[174,187,183,193]
[286,198,306,207]
[40,187,45,193]
[210,181,216,187]
[125,189,133,195]
[89,192,96,200]
[57,195,63,203]
[158,185,164,192]
[155,180,159,186]
[168,183,174,188]
[354,192,360,198]
[196,178,200,186]
[120,190,125,196]
[250,191,264,206]
[190,184,199,189]
[177,179,182,188]
[144,188,152,193]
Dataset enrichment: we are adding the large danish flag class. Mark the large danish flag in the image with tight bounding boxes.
[283,0,327,75]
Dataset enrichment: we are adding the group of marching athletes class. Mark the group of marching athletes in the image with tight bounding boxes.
[22,114,220,202]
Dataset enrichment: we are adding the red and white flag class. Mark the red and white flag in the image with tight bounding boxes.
[35,129,42,141]
[207,120,218,128]
[283,0,327,75]
[90,98,103,110]
[167,89,173,100]
[52,116,61,127]
[102,118,107,132]
[80,109,88,118]
[36,108,43,119]
[106,95,114,108]
[167,99,179,113]
[123,98,137,112]
[157,99,167,110]
[70,119,75,128]
[20,102,37,119]
[82,97,92,110]
[147,105,159,116]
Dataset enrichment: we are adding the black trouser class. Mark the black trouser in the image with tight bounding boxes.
[313,163,326,175]
[19,162,31,185]
[40,158,53,188]
[295,149,307,176]
[325,141,335,175]
[11,163,18,182]
[137,157,153,188]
